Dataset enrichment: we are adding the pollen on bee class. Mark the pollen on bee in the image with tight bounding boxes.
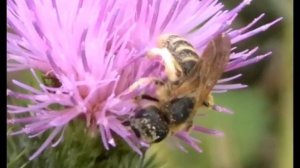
[147,48,163,59]
[146,48,179,82]
[156,34,171,48]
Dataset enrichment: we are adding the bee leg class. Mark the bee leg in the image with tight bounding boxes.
[133,94,159,107]
[203,94,233,114]
[127,77,163,93]
[203,94,214,108]
[185,120,194,132]
[147,48,182,82]
[139,94,159,102]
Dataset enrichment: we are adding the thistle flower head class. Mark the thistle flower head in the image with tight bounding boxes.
[7,0,282,160]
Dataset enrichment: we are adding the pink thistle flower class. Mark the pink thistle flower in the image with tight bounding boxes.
[7,0,282,159]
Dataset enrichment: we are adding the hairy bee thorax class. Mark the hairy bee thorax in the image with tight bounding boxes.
[163,97,195,125]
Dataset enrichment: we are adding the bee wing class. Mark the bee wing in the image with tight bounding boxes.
[194,33,231,107]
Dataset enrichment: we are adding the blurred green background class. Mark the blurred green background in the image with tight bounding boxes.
[7,0,292,168]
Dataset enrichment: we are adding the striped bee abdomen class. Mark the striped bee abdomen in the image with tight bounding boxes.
[159,35,200,76]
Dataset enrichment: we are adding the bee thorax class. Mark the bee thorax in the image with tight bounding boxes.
[165,97,195,125]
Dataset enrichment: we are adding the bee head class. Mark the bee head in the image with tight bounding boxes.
[129,106,169,143]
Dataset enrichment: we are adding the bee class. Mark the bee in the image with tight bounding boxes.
[127,33,231,144]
